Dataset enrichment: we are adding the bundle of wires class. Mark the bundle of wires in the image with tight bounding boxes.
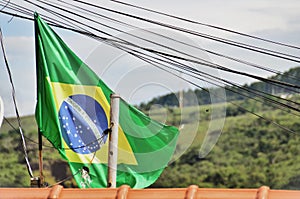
[1,0,300,183]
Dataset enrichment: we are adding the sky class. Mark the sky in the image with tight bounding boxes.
[1,0,300,117]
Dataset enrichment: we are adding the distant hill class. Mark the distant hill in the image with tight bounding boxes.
[139,67,300,110]
[2,96,300,189]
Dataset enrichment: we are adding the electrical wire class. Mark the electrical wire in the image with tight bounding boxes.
[72,0,300,63]
[127,50,297,134]
[0,3,298,116]
[4,115,110,151]
[111,0,300,50]
[54,0,300,84]
[148,53,300,115]
[112,41,300,118]
[21,0,300,67]
[24,1,300,117]
[3,107,106,188]
[3,117,53,149]
[22,0,300,97]
[3,1,300,187]
[4,0,300,94]
[0,28,34,178]
[0,0,10,11]
[46,132,107,188]
[39,0,300,93]
[23,0,294,89]
[0,3,299,186]
[0,1,297,138]
[3,0,300,85]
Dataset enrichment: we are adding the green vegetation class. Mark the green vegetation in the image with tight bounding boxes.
[1,96,300,189]
[1,67,300,188]
[139,67,300,109]
[0,116,76,187]
[151,102,300,189]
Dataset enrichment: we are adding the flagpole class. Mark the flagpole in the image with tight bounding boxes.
[107,94,120,188]
[35,14,44,187]
[38,129,44,187]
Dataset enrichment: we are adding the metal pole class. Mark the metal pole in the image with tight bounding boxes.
[34,15,43,187]
[107,94,120,188]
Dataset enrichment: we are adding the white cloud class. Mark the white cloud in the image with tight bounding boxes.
[0,36,35,116]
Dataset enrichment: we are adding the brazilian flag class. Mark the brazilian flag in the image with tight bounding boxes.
[34,13,179,188]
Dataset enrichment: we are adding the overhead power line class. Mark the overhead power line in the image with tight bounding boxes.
[0,28,34,178]
[72,0,300,63]
[20,0,300,94]
[110,0,300,50]
[2,0,300,86]
[54,0,300,83]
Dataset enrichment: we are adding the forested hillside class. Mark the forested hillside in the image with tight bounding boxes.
[139,67,300,109]
[152,100,300,189]
[1,96,300,188]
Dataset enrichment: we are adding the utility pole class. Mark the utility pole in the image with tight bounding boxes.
[179,90,183,109]
[107,94,120,188]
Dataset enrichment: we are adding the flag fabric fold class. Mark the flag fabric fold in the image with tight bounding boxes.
[34,13,179,188]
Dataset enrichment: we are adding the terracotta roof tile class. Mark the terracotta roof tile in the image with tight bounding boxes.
[1,185,300,199]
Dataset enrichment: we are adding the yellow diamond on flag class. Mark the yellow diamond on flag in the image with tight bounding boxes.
[51,82,137,165]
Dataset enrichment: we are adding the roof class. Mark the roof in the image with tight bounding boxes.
[1,185,300,199]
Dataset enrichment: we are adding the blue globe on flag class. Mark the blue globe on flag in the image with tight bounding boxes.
[58,94,108,154]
